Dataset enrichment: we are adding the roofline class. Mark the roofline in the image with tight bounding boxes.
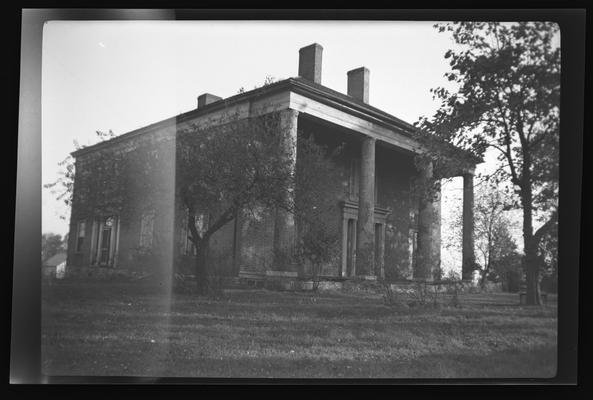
[70,78,480,166]
[71,77,421,158]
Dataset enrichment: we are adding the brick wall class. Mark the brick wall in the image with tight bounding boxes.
[293,116,419,279]
[376,146,418,279]
[67,111,421,280]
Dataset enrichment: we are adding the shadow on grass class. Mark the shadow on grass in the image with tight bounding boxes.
[111,344,557,379]
[42,280,558,379]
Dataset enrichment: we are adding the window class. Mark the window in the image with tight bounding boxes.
[76,220,86,252]
[139,210,155,249]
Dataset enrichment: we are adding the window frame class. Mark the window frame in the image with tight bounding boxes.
[75,220,86,253]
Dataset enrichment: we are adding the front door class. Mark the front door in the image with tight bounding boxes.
[97,216,115,266]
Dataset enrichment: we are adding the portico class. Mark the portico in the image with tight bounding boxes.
[269,43,478,281]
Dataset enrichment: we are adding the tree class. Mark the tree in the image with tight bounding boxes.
[41,233,65,263]
[416,22,560,305]
[44,130,117,216]
[538,227,558,293]
[177,111,295,295]
[440,180,519,289]
[491,248,523,293]
[474,184,518,289]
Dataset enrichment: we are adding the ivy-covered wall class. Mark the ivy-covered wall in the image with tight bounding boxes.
[68,111,424,281]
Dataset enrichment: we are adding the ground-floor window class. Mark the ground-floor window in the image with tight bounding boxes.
[75,220,86,253]
[139,210,155,249]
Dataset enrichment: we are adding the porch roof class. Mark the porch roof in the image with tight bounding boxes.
[71,77,480,165]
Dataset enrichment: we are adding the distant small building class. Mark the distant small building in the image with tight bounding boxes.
[43,252,67,278]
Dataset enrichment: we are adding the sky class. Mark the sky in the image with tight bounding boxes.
[41,20,516,273]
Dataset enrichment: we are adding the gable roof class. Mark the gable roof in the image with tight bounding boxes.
[43,252,67,267]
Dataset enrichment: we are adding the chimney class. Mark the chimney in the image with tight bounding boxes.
[298,43,323,84]
[347,67,370,103]
[197,93,222,108]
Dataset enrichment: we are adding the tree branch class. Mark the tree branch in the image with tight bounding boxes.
[495,96,521,188]
[203,205,237,241]
[533,210,558,246]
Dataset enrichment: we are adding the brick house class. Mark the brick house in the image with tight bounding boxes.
[67,43,479,282]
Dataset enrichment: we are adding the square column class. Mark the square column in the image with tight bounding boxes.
[375,222,386,278]
[414,160,434,280]
[355,137,376,277]
[273,109,299,272]
[462,171,475,281]
[431,179,442,279]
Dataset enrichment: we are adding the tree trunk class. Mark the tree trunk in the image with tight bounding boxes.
[524,235,541,305]
[480,254,490,290]
[194,240,210,296]
[312,262,320,292]
[480,268,488,290]
[520,184,541,305]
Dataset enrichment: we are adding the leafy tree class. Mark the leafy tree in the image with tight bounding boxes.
[474,184,518,289]
[416,22,559,305]
[177,111,295,295]
[41,233,65,262]
[538,227,558,293]
[44,130,117,215]
[491,249,523,293]
[440,180,519,289]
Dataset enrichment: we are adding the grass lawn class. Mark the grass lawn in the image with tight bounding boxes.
[41,278,557,379]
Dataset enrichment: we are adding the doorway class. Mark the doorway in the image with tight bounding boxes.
[93,216,118,267]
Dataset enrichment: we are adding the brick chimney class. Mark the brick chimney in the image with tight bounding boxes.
[197,93,222,108]
[298,43,323,84]
[347,67,370,103]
